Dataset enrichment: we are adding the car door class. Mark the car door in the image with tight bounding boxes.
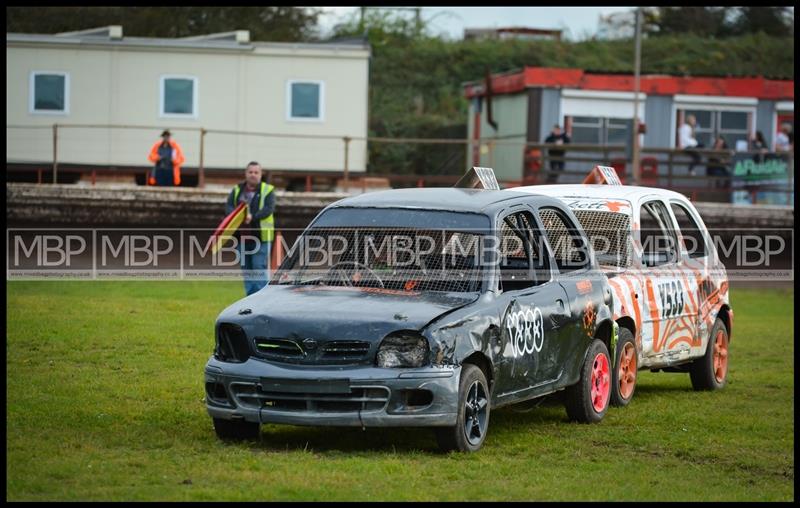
[536,204,602,383]
[668,199,716,358]
[493,209,571,402]
[637,197,691,364]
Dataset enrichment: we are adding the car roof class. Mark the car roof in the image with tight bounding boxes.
[508,184,690,203]
[329,187,562,214]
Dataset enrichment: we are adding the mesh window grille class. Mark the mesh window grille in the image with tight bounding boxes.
[500,216,526,259]
[497,212,551,289]
[538,208,589,270]
[274,227,485,293]
[500,213,546,261]
[571,210,632,267]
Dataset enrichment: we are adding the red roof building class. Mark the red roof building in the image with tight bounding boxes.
[463,66,794,181]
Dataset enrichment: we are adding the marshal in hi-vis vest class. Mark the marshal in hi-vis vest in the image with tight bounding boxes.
[233,182,275,242]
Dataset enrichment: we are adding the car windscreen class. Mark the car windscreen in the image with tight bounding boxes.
[273,208,491,293]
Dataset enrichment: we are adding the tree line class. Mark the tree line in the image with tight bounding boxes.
[6,7,322,41]
[641,6,793,38]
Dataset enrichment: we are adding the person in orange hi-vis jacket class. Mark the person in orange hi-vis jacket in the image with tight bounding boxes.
[147,129,185,186]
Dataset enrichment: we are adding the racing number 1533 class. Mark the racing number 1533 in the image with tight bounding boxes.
[657,281,686,319]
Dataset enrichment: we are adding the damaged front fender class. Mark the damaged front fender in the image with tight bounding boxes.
[423,291,502,373]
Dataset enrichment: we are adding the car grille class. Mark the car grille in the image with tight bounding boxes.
[216,323,252,363]
[321,340,371,360]
[254,338,372,364]
[230,382,390,413]
[254,338,304,359]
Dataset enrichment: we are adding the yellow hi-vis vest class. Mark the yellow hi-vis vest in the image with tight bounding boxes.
[233,182,275,242]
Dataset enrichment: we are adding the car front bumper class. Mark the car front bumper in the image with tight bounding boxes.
[204,357,461,427]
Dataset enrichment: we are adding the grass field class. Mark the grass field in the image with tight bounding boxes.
[6,281,794,501]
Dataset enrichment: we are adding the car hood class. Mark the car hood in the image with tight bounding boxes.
[219,284,480,343]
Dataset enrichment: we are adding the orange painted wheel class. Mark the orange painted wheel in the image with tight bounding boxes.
[712,329,729,384]
[690,318,729,391]
[618,342,637,400]
[610,326,637,407]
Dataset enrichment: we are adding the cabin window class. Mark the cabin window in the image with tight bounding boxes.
[288,80,324,121]
[30,72,69,114]
[160,76,198,118]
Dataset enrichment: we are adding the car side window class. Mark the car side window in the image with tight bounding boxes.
[670,202,708,258]
[538,207,590,273]
[498,211,550,292]
[639,200,680,266]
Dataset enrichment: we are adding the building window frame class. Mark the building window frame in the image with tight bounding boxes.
[286,79,325,122]
[670,97,756,149]
[29,71,70,115]
[772,105,794,152]
[159,75,199,119]
[567,116,634,146]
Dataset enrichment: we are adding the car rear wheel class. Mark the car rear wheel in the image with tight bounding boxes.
[435,364,490,453]
[564,339,611,423]
[610,327,637,407]
[690,318,729,391]
[213,417,260,441]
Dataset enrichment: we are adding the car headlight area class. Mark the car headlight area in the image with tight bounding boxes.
[376,332,429,368]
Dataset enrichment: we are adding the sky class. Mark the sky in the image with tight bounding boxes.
[315,6,633,41]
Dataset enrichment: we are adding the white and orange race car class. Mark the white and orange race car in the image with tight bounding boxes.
[511,166,732,407]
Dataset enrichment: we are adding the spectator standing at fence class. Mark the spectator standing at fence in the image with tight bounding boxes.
[678,114,703,176]
[226,161,276,295]
[706,136,731,189]
[751,131,769,163]
[775,123,793,153]
[544,124,570,183]
[147,129,185,186]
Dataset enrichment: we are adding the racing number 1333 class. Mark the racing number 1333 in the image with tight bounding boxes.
[506,307,545,357]
[657,281,686,319]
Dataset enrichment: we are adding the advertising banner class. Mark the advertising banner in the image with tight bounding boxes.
[730,153,792,205]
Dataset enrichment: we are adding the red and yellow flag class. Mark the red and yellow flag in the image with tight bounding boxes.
[207,202,248,255]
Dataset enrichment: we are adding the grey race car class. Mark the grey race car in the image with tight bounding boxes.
[205,188,617,452]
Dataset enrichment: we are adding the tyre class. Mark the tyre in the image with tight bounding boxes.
[610,327,637,407]
[689,318,729,391]
[435,364,491,453]
[564,339,611,423]
[213,417,260,441]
